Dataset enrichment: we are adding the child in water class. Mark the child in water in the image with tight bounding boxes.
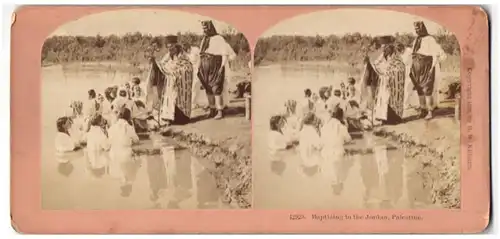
[320,106,352,194]
[346,77,358,102]
[298,88,314,117]
[107,107,140,193]
[55,116,81,164]
[131,77,144,100]
[298,113,322,170]
[268,115,293,160]
[84,114,111,173]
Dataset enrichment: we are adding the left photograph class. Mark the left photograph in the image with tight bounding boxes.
[41,9,252,210]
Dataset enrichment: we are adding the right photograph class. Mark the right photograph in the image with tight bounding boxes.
[252,8,461,210]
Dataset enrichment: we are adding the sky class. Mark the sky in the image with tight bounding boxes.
[49,9,235,37]
[260,8,450,37]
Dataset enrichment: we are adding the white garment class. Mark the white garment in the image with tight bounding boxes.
[320,118,351,183]
[159,79,178,121]
[315,101,330,123]
[282,115,300,142]
[187,46,207,108]
[162,146,177,189]
[68,116,86,144]
[401,48,420,109]
[297,97,313,117]
[55,132,77,163]
[374,75,390,121]
[320,118,351,160]
[298,125,322,167]
[100,100,114,124]
[84,99,98,119]
[187,46,201,68]
[326,96,344,113]
[84,126,110,169]
[202,35,237,59]
[374,145,389,176]
[412,36,447,61]
[268,130,288,156]
[107,119,139,180]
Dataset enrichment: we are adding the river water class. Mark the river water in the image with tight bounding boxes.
[41,65,223,210]
[252,64,440,210]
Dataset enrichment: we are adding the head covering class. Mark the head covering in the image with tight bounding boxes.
[200,20,218,53]
[414,21,429,37]
[412,21,430,53]
[383,44,396,60]
[168,44,184,60]
[201,20,218,37]
[165,35,178,45]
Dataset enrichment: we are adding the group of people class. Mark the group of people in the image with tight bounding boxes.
[146,20,237,126]
[53,20,238,196]
[266,21,448,193]
[361,21,447,123]
[268,81,364,193]
[55,78,149,196]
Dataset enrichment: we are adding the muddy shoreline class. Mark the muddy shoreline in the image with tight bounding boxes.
[373,126,460,209]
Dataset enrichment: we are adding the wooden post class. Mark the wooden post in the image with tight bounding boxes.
[455,94,461,122]
[244,95,251,120]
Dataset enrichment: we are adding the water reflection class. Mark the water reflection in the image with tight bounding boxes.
[270,160,286,176]
[57,162,74,177]
[146,153,168,202]
[359,143,404,209]
[256,132,436,209]
[300,165,320,177]
[145,144,222,209]
[46,141,222,210]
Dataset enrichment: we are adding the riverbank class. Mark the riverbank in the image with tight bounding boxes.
[373,115,461,209]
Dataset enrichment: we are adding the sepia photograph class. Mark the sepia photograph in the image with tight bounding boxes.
[252,9,461,210]
[41,9,252,210]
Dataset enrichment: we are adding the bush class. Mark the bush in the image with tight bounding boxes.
[254,32,461,72]
[41,31,251,71]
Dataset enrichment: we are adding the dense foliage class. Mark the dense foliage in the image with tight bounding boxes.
[42,31,251,70]
[254,32,461,69]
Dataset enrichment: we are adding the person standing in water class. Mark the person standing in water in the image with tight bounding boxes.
[409,21,447,120]
[197,20,236,120]
[107,107,140,193]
